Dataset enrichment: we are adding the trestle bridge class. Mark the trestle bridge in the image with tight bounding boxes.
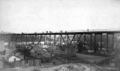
[0,31,120,65]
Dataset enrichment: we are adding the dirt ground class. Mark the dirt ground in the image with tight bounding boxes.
[0,62,119,71]
[0,63,96,71]
[0,53,119,71]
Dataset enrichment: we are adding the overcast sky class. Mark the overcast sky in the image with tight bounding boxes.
[0,0,120,33]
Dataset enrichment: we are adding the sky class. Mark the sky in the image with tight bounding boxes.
[0,0,120,33]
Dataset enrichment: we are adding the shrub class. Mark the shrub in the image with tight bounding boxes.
[32,68,41,71]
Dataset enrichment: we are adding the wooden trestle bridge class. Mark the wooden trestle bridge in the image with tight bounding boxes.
[0,31,120,65]
[1,31,120,56]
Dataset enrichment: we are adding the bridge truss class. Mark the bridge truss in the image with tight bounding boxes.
[1,31,120,65]
[5,31,119,56]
